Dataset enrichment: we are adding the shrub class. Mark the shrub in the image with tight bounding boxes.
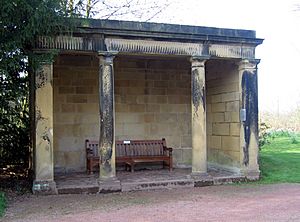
[0,192,6,217]
[259,122,272,148]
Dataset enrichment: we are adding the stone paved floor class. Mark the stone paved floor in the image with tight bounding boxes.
[55,167,239,193]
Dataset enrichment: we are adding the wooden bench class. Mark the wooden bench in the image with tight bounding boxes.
[85,138,173,174]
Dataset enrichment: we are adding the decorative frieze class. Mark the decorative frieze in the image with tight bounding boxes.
[105,38,203,56]
[209,44,255,59]
[36,36,256,59]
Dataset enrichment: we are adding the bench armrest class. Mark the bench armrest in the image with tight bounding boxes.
[163,146,173,155]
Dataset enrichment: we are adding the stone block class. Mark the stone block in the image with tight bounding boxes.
[154,80,169,88]
[66,95,87,103]
[207,123,213,135]
[126,87,145,95]
[168,96,189,104]
[172,148,182,165]
[116,113,139,124]
[230,123,240,136]
[222,92,239,102]
[212,113,225,122]
[115,123,124,136]
[142,113,155,123]
[87,95,99,103]
[226,101,239,112]
[228,151,240,162]
[163,135,181,148]
[115,80,130,87]
[181,148,192,165]
[72,79,97,86]
[156,113,177,123]
[76,103,98,113]
[64,151,82,167]
[211,94,222,103]
[221,136,240,151]
[181,136,192,147]
[61,104,75,113]
[59,86,74,94]
[156,96,168,104]
[115,104,129,112]
[76,87,94,94]
[149,88,166,95]
[129,80,146,87]
[211,103,226,112]
[206,104,212,113]
[145,73,161,80]
[211,136,222,149]
[124,123,146,136]
[149,123,170,136]
[129,104,146,112]
[146,104,160,112]
[212,123,230,135]
[226,111,239,122]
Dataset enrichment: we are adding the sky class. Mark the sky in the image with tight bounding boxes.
[97,0,300,113]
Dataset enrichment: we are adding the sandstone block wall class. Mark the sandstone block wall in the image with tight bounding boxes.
[53,55,99,173]
[206,60,240,168]
[53,54,240,173]
[114,57,192,167]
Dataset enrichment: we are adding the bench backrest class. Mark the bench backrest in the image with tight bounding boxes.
[116,139,166,157]
[86,139,167,157]
[85,140,99,157]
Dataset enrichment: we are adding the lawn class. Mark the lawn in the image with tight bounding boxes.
[0,192,6,217]
[259,135,300,183]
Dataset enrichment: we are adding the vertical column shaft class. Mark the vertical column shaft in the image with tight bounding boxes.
[98,54,116,180]
[33,62,56,194]
[191,57,208,175]
[238,59,260,179]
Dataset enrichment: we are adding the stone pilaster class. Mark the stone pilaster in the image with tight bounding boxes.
[238,59,260,180]
[190,57,208,176]
[33,62,57,194]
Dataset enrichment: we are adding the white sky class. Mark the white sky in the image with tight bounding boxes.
[98,0,300,113]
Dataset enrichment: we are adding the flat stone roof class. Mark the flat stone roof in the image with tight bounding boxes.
[77,19,263,45]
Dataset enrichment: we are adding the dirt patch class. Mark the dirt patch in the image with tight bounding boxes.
[2,183,300,222]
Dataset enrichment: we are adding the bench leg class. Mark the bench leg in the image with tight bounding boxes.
[131,163,135,172]
[169,158,173,172]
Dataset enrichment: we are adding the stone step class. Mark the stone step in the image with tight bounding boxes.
[57,186,99,194]
[121,179,194,192]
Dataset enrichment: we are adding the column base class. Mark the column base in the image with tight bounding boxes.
[98,177,121,193]
[191,172,213,187]
[32,180,57,195]
[241,169,260,181]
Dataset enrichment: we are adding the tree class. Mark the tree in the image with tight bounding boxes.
[61,0,170,20]
[0,0,74,170]
[0,0,170,173]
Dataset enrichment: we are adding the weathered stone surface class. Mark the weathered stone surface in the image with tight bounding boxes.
[238,59,260,177]
[191,57,207,174]
[35,63,55,188]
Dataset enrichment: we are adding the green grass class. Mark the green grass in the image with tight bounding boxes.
[259,136,300,183]
[0,192,6,217]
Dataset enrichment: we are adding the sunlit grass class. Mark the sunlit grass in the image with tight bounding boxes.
[259,136,300,183]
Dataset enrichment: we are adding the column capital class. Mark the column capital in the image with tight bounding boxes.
[238,59,260,71]
[190,56,210,67]
[98,51,118,63]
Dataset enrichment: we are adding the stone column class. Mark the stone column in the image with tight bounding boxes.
[190,57,208,176]
[98,52,120,192]
[238,59,260,180]
[32,62,57,194]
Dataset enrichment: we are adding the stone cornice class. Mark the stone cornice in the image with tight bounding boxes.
[77,19,263,46]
